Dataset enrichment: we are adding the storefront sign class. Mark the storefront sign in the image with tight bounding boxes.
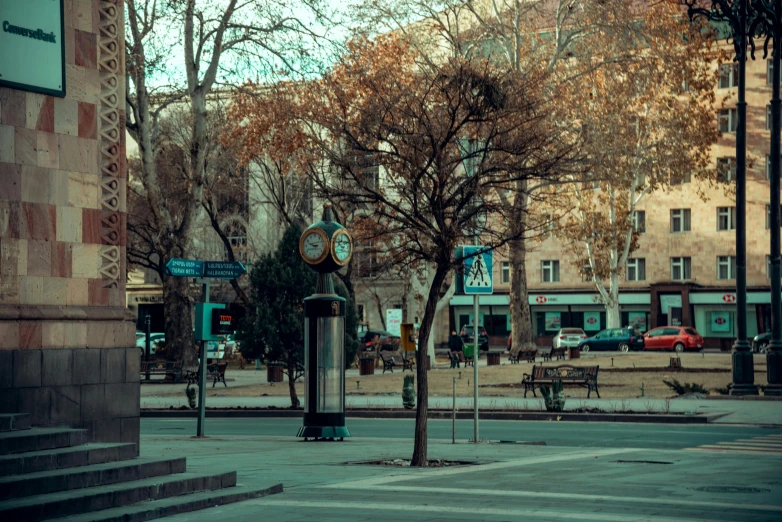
[0,0,65,96]
[628,312,647,331]
[660,295,682,315]
[711,311,731,333]
[722,294,736,303]
[386,309,403,336]
[584,311,601,331]
[544,312,561,331]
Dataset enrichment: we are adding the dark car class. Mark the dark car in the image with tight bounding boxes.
[460,325,490,352]
[360,330,400,352]
[753,332,770,353]
[578,327,644,353]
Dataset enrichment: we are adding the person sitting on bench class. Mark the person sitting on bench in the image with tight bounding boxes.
[448,330,463,368]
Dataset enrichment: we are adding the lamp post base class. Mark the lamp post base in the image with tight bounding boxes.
[765,348,782,396]
[297,425,351,440]
[730,343,758,396]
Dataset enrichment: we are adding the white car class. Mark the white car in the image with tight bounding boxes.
[136,333,165,352]
[553,328,587,349]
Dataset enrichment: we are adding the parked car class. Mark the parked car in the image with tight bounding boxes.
[553,328,587,349]
[459,325,490,352]
[643,326,704,352]
[136,333,165,352]
[578,327,644,353]
[753,332,770,353]
[360,330,400,352]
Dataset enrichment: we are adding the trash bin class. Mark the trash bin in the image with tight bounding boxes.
[267,363,284,383]
[359,357,375,376]
[569,348,580,360]
[487,352,500,366]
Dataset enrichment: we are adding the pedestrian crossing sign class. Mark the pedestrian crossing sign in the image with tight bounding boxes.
[462,246,493,295]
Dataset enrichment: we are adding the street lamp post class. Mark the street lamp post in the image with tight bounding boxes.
[684,0,758,395]
[753,0,782,395]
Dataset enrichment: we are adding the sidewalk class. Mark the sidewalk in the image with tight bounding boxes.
[141,394,782,425]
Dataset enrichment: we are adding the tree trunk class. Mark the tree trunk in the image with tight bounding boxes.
[509,238,534,352]
[606,300,621,328]
[286,360,300,408]
[411,263,449,467]
[163,275,197,369]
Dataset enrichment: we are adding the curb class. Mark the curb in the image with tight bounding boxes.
[141,409,715,424]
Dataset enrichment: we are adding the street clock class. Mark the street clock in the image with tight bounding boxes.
[298,203,353,273]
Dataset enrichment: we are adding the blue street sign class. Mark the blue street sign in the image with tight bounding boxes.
[462,246,493,295]
[165,258,204,277]
[204,261,247,280]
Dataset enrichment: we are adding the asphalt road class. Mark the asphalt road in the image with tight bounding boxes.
[141,417,781,449]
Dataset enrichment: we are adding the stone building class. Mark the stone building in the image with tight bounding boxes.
[0,0,138,444]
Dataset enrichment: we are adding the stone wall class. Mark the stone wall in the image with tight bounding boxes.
[0,0,137,448]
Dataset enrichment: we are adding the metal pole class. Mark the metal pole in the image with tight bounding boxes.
[731,0,758,395]
[196,280,210,436]
[473,240,479,444]
[144,314,151,381]
[452,377,456,444]
[768,1,782,396]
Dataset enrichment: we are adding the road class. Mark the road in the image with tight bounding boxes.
[142,416,781,449]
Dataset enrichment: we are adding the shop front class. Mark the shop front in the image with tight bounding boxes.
[450,295,510,344]
[690,291,768,349]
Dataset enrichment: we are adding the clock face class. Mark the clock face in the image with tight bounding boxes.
[331,229,353,265]
[300,229,328,264]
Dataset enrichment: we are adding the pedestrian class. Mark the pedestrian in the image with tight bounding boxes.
[448,330,463,368]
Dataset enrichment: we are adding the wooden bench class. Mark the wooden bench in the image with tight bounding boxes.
[543,347,568,362]
[380,352,414,373]
[185,362,229,389]
[522,364,600,398]
[509,349,537,364]
[140,361,184,383]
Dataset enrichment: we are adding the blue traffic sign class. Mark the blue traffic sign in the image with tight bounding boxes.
[462,246,493,295]
[165,258,204,277]
[204,261,247,280]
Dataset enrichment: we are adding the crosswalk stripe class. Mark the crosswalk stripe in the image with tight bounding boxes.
[717,441,782,448]
[687,447,782,455]
[685,434,782,455]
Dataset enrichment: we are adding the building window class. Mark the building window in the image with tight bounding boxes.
[670,209,691,233]
[717,206,736,231]
[501,261,510,284]
[718,108,738,133]
[626,258,646,282]
[581,261,593,282]
[717,256,736,280]
[676,172,692,185]
[768,105,773,131]
[357,304,365,322]
[633,211,646,234]
[717,157,736,182]
[718,63,738,89]
[671,257,692,281]
[541,260,560,283]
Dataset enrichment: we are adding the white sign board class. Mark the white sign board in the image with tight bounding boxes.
[462,246,493,295]
[386,309,403,337]
[0,0,65,97]
[660,295,682,316]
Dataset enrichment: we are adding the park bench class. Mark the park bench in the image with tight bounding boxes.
[140,361,184,383]
[521,364,600,398]
[380,352,414,373]
[543,347,568,362]
[185,362,230,388]
[509,349,537,364]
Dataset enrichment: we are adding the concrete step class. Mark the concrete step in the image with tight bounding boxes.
[0,471,237,521]
[0,428,88,455]
[48,483,284,522]
[0,457,187,500]
[0,413,31,432]
[0,443,138,477]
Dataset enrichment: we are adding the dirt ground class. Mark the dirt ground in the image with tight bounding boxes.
[200,352,769,400]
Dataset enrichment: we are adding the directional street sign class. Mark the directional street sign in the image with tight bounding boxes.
[204,261,247,280]
[165,258,204,277]
[462,246,493,295]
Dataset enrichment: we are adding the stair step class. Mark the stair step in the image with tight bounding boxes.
[0,471,237,521]
[0,413,31,432]
[0,428,88,455]
[48,484,284,522]
[0,443,138,477]
[0,457,187,500]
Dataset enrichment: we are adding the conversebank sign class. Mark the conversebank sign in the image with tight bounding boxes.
[0,0,65,97]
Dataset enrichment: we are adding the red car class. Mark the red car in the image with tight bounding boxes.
[643,326,704,352]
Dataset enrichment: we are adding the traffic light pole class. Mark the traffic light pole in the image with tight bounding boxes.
[473,237,480,444]
[196,279,210,437]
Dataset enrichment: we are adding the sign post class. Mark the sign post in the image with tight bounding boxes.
[164,258,246,437]
[461,245,493,443]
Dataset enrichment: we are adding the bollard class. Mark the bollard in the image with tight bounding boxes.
[641,382,645,397]
[356,380,360,390]
[452,377,456,444]
[255,358,261,370]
